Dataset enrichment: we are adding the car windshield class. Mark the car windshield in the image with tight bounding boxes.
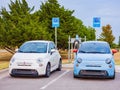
[18,42,48,53]
[78,42,111,54]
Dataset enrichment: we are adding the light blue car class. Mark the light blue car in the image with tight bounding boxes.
[73,41,116,79]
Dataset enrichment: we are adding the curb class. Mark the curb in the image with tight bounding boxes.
[0,68,8,74]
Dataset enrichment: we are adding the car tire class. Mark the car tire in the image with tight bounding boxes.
[73,74,78,78]
[45,63,51,77]
[57,60,62,71]
[110,71,115,79]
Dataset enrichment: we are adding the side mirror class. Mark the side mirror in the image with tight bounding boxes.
[50,49,56,55]
[112,49,117,55]
[73,49,78,53]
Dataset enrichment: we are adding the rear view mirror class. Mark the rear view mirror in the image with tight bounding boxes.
[112,49,117,55]
[50,49,56,55]
[73,49,78,53]
[51,49,56,52]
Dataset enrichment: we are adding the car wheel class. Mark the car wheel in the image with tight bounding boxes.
[73,74,78,78]
[110,71,115,79]
[45,63,51,77]
[57,60,62,71]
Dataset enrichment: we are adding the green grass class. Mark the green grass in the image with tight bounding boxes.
[0,55,12,61]
[0,61,9,70]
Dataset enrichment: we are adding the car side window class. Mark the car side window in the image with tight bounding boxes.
[52,42,56,49]
[48,42,56,53]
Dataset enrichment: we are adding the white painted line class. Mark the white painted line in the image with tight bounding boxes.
[40,70,70,90]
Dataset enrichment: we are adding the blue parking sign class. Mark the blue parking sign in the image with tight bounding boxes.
[52,18,60,28]
[93,17,101,27]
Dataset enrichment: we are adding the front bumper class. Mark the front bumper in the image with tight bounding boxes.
[9,65,46,77]
[10,69,39,76]
[74,64,115,78]
[76,70,108,78]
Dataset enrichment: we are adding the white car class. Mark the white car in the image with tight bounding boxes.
[9,40,62,77]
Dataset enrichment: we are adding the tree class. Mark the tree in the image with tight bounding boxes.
[99,24,115,47]
[0,16,6,47]
[118,36,120,48]
[35,0,95,49]
[0,0,96,49]
[0,0,51,47]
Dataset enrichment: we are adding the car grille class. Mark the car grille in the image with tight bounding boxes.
[17,62,32,66]
[80,70,107,77]
[11,69,38,76]
[86,65,101,67]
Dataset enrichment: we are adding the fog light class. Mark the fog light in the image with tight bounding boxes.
[77,58,82,63]
[109,64,112,68]
[76,64,79,67]
[39,64,43,67]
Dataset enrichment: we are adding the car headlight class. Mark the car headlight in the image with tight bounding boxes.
[9,58,15,66]
[36,58,43,67]
[105,58,111,64]
[10,58,15,63]
[77,58,82,63]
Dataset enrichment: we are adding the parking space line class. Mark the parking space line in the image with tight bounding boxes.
[40,70,70,90]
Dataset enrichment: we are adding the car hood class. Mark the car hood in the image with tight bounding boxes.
[12,53,48,60]
[77,53,113,61]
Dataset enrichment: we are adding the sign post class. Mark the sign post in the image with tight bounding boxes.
[52,17,60,48]
[55,27,57,47]
[68,36,71,63]
[93,17,101,40]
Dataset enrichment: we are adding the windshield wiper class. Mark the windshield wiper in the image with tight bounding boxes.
[87,51,106,53]
[18,50,24,53]
[25,51,39,53]
[79,50,87,53]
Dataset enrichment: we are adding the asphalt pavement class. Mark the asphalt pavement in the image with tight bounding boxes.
[0,63,120,90]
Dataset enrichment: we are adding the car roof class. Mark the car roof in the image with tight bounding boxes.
[25,40,53,43]
[82,41,108,44]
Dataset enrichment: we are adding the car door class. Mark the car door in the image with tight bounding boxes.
[51,42,59,67]
[48,42,56,70]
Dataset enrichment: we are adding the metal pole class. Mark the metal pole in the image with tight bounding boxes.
[68,36,70,63]
[55,27,57,48]
[71,43,73,61]
[85,36,86,41]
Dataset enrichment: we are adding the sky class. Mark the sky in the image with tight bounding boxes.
[0,0,120,43]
